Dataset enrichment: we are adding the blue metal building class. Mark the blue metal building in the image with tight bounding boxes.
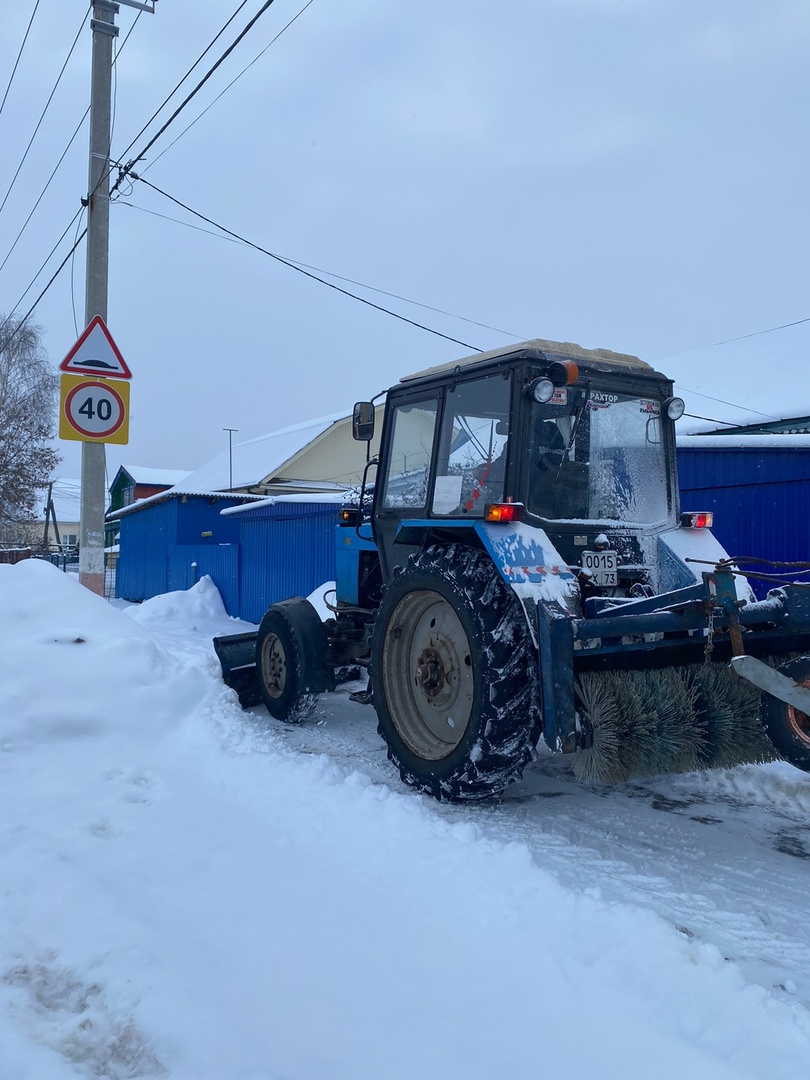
[225,499,341,623]
[114,493,250,612]
[115,493,341,622]
[678,437,810,597]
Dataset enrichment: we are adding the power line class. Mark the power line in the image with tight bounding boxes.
[134,176,483,351]
[114,0,281,187]
[0,9,145,305]
[0,8,143,276]
[0,6,90,217]
[117,198,526,340]
[0,0,42,120]
[702,316,810,349]
[1,5,278,355]
[9,225,88,343]
[0,107,88,274]
[141,0,316,176]
[0,207,85,340]
[114,0,251,167]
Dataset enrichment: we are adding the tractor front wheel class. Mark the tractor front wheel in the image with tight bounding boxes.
[370,545,540,801]
[256,598,332,721]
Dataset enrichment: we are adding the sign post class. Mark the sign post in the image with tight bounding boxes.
[58,314,132,590]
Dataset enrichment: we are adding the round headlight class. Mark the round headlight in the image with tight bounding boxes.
[664,396,685,420]
[531,378,555,404]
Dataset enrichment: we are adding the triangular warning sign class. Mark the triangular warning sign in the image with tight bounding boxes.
[59,316,132,379]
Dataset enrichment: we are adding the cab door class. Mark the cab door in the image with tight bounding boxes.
[373,390,441,583]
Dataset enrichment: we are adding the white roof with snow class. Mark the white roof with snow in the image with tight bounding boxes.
[117,465,192,487]
[180,410,351,493]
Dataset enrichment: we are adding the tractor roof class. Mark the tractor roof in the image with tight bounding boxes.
[400,338,655,384]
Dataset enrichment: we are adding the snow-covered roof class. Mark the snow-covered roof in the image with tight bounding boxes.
[117,465,192,487]
[179,411,352,493]
[108,489,266,520]
[220,491,351,516]
[677,433,810,449]
[660,321,810,434]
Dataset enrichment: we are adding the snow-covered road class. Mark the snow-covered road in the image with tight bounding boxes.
[2,561,810,1079]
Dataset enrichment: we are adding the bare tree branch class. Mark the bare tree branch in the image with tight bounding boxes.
[0,313,61,529]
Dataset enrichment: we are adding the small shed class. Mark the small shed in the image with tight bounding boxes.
[222,495,345,623]
[113,490,262,611]
[677,434,810,597]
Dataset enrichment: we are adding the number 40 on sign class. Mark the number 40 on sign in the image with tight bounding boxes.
[59,373,130,445]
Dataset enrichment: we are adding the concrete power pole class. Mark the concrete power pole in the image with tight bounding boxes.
[80,0,155,595]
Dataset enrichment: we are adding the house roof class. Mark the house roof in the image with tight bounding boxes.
[660,320,810,434]
[677,433,810,449]
[179,410,353,493]
[108,489,266,520]
[114,465,192,488]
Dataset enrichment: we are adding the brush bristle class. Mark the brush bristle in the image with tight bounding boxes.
[573,660,776,784]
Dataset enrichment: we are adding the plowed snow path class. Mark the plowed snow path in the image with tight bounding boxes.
[264,681,810,1010]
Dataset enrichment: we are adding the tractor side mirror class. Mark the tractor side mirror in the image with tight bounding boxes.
[352,401,375,441]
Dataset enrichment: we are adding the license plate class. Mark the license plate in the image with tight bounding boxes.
[581,550,618,587]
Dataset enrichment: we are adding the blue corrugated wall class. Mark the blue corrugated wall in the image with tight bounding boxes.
[238,502,339,623]
[678,446,810,598]
[116,496,339,622]
[116,496,248,610]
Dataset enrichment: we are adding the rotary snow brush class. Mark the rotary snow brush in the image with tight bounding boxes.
[572,663,778,785]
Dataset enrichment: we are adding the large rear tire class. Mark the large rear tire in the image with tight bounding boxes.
[370,545,540,801]
[761,655,810,771]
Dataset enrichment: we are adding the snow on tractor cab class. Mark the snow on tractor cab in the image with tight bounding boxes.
[215,339,810,801]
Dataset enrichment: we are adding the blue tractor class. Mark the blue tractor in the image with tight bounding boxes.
[216,339,810,801]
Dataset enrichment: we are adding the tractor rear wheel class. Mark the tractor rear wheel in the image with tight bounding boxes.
[370,545,540,801]
[760,655,810,771]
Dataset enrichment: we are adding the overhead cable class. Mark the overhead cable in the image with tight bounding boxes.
[114,0,254,168]
[0,107,89,274]
[0,5,90,217]
[0,206,85,340]
[133,177,482,351]
[0,0,42,120]
[0,7,143,276]
[4,225,88,343]
[117,199,524,340]
[141,0,317,175]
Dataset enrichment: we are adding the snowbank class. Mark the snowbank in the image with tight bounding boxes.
[1,562,810,1079]
[0,561,207,750]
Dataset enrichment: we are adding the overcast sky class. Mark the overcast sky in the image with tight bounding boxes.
[1,0,809,484]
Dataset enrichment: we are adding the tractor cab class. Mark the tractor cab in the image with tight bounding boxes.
[355,339,684,597]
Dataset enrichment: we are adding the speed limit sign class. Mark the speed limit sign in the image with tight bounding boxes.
[59,374,130,445]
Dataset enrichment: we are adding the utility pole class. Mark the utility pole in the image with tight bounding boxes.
[79,0,155,595]
[224,428,238,489]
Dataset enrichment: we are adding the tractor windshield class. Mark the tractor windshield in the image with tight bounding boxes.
[528,388,671,524]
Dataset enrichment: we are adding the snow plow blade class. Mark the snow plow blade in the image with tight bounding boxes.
[213,631,261,708]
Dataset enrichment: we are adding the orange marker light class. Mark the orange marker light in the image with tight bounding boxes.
[680,511,714,529]
[484,502,524,523]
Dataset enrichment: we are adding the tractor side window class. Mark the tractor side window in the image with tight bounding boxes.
[432,373,511,516]
[381,399,438,509]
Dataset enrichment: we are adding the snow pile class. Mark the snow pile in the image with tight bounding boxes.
[1,561,810,1078]
[0,560,207,750]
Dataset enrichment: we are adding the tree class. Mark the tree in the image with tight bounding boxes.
[0,314,61,535]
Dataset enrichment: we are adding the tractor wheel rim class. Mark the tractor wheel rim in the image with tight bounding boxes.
[786,677,810,746]
[382,589,474,760]
[260,633,286,699]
